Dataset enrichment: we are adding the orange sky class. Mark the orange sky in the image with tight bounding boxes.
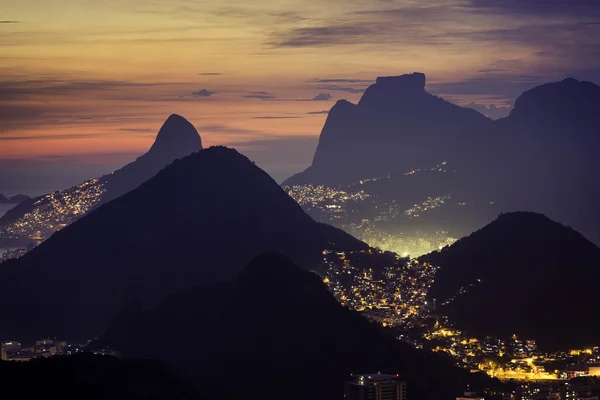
[1,0,599,192]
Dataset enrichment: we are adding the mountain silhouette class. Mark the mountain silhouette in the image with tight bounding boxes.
[421,212,600,350]
[451,77,600,244]
[95,253,493,400]
[284,72,489,186]
[0,147,366,340]
[0,114,202,236]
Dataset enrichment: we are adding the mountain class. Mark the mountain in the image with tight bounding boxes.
[8,194,31,204]
[284,75,600,255]
[450,77,600,244]
[0,353,200,399]
[95,253,494,400]
[421,212,600,350]
[0,114,202,240]
[284,72,489,186]
[0,147,366,340]
[0,194,8,203]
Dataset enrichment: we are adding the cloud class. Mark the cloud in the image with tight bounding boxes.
[0,21,19,24]
[243,91,278,100]
[309,78,373,84]
[312,93,332,101]
[196,124,264,136]
[270,24,381,47]
[192,89,216,97]
[119,128,155,133]
[469,0,600,19]
[478,69,510,73]
[319,85,366,94]
[197,73,222,76]
[462,102,512,120]
[306,110,330,115]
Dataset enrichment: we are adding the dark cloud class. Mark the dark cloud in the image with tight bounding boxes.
[469,0,600,19]
[309,78,373,83]
[0,21,20,24]
[196,124,264,135]
[462,102,512,120]
[318,85,366,94]
[429,75,548,100]
[270,24,381,47]
[192,89,216,97]
[312,93,332,101]
[119,128,155,133]
[478,69,510,73]
[243,91,278,100]
[197,73,222,76]
[306,110,330,115]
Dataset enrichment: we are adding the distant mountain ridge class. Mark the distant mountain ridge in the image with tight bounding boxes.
[0,146,366,340]
[96,253,493,400]
[0,194,30,204]
[421,212,600,350]
[284,74,600,249]
[0,114,202,238]
[284,72,489,186]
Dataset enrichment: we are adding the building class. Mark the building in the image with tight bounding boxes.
[345,373,407,400]
[1,342,6,361]
[566,365,600,379]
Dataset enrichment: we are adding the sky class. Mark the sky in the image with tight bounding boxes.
[1,0,600,195]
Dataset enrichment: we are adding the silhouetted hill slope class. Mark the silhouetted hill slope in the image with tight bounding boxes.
[97,253,494,400]
[0,114,202,234]
[8,194,31,203]
[284,73,489,186]
[0,147,366,340]
[0,353,200,400]
[422,212,600,350]
[451,77,600,244]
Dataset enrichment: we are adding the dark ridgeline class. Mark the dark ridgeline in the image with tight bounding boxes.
[0,147,366,340]
[0,194,30,204]
[283,72,489,186]
[96,253,494,400]
[0,114,203,227]
[284,73,600,248]
[450,77,600,245]
[0,353,201,399]
[421,212,600,350]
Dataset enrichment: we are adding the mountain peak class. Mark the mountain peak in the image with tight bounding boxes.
[510,77,600,123]
[148,114,202,155]
[375,72,426,90]
[359,72,427,107]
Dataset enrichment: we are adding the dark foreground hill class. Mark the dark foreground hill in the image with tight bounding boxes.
[96,253,494,400]
[422,212,600,350]
[0,114,202,238]
[0,353,200,400]
[0,147,366,340]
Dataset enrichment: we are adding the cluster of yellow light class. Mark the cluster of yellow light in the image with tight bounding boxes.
[0,178,105,240]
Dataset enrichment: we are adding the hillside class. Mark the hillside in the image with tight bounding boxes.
[422,212,600,350]
[0,147,366,340]
[96,253,494,400]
